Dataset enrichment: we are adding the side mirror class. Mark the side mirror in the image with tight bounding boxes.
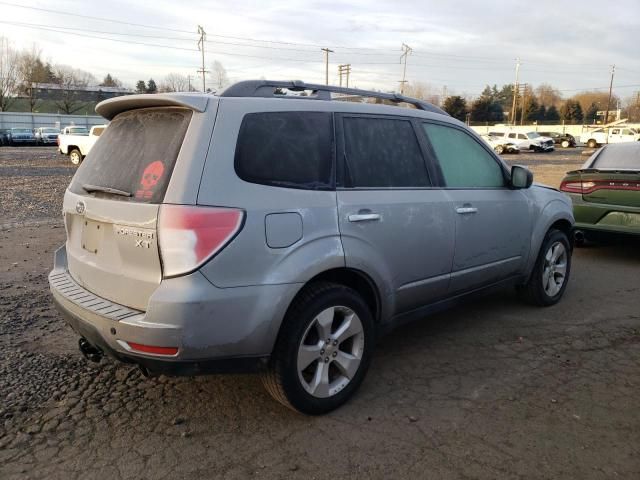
[511,165,533,189]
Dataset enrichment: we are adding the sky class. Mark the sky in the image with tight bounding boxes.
[1,0,639,99]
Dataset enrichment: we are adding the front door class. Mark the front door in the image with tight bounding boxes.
[421,122,532,294]
[336,114,455,314]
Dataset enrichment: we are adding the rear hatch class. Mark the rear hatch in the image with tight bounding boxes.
[64,107,192,311]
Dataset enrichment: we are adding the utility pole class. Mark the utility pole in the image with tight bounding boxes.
[603,64,615,130]
[321,48,334,85]
[197,25,209,92]
[520,84,528,126]
[399,43,412,94]
[510,58,520,125]
[338,64,352,87]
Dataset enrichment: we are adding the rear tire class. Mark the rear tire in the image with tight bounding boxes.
[495,145,505,154]
[587,139,598,148]
[517,229,571,306]
[69,148,82,165]
[262,282,374,415]
[561,140,570,148]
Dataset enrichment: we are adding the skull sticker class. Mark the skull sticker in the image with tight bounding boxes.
[135,161,165,199]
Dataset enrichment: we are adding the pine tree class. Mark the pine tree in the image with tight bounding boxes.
[135,80,147,94]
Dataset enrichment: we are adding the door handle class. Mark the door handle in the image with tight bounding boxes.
[348,213,381,222]
[456,207,478,214]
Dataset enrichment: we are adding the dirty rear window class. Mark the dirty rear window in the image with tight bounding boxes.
[70,108,192,203]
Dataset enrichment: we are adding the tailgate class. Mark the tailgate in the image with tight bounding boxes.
[63,192,161,311]
[64,107,193,310]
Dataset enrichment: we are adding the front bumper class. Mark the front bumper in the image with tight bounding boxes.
[49,245,300,375]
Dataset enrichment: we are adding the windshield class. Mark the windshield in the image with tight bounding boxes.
[527,132,540,138]
[41,128,59,133]
[12,129,31,133]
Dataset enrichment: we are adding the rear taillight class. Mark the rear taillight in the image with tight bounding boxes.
[158,205,244,278]
[560,181,594,193]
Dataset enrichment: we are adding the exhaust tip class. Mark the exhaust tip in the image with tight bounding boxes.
[78,338,103,363]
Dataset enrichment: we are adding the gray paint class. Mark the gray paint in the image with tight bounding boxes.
[51,89,574,367]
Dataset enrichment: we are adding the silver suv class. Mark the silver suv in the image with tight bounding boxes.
[49,80,574,414]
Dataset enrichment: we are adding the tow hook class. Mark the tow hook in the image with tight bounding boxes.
[78,338,103,363]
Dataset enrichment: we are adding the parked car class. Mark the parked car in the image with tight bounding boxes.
[0,128,10,146]
[580,127,640,148]
[538,131,576,148]
[9,128,36,145]
[490,131,554,152]
[58,124,107,164]
[561,142,640,244]
[34,127,61,145]
[49,81,574,414]
[481,134,520,154]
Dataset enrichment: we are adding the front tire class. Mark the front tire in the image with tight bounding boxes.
[518,229,571,306]
[495,145,505,154]
[262,282,375,414]
[561,140,570,148]
[587,139,598,149]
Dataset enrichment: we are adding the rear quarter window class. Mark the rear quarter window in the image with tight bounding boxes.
[69,107,192,203]
[234,111,333,189]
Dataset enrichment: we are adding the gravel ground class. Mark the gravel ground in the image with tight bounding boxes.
[1,146,639,479]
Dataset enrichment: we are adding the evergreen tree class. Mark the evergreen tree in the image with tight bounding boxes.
[135,80,147,94]
[585,102,599,124]
[470,97,504,122]
[442,96,468,121]
[545,105,560,122]
[146,78,157,94]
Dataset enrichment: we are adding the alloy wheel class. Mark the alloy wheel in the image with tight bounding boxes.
[542,241,567,297]
[297,306,365,399]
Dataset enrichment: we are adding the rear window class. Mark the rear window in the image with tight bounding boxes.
[69,107,192,203]
[591,144,640,170]
[234,112,333,189]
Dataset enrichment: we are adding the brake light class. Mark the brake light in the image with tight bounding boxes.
[560,180,640,194]
[158,205,244,278]
[560,181,595,193]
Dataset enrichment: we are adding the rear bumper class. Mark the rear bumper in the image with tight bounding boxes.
[49,245,300,375]
[571,196,640,235]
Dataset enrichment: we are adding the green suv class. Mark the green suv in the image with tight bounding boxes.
[561,142,640,242]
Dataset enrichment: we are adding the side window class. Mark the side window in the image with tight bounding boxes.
[342,117,429,188]
[611,129,620,135]
[422,123,505,188]
[235,112,333,189]
[508,133,516,139]
[518,133,527,140]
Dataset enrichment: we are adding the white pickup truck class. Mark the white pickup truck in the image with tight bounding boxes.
[488,131,555,152]
[58,125,107,165]
[580,127,640,148]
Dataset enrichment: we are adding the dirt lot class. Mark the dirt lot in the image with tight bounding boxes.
[1,147,639,479]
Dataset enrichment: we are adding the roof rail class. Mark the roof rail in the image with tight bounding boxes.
[219,80,449,115]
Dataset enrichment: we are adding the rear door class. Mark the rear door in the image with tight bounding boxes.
[65,107,193,310]
[336,114,455,314]
[421,122,532,294]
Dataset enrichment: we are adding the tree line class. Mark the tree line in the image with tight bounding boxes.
[439,83,638,124]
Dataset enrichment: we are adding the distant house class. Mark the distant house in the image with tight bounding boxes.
[28,83,133,102]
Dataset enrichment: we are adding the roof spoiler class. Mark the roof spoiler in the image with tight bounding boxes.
[96,93,209,120]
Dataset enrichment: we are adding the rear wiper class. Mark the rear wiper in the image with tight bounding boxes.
[82,184,132,197]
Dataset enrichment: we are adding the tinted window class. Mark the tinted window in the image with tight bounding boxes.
[518,134,527,139]
[422,123,505,188]
[508,133,516,139]
[70,107,192,203]
[235,112,333,189]
[342,117,429,188]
